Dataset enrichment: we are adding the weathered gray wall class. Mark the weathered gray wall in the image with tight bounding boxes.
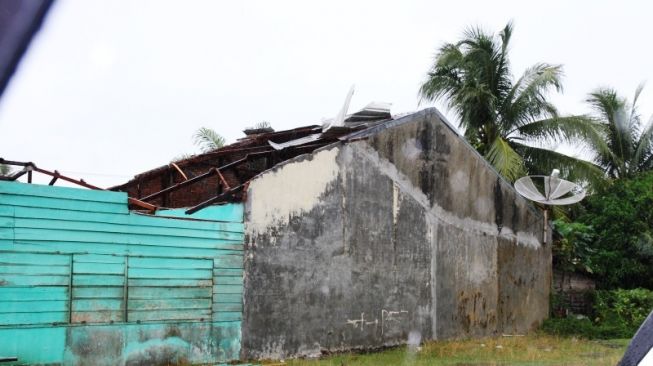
[242,108,551,359]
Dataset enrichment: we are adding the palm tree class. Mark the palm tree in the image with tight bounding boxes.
[419,22,604,182]
[170,127,227,162]
[194,127,226,153]
[586,85,653,179]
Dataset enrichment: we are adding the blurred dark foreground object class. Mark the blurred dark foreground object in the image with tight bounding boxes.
[619,310,653,366]
[0,0,54,99]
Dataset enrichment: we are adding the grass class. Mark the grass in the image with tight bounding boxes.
[259,334,629,366]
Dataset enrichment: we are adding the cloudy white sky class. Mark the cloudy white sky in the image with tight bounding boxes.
[1,0,652,187]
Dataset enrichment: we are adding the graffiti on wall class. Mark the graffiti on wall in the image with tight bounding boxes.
[346,309,409,334]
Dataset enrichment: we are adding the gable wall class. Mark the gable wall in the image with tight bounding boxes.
[242,109,551,359]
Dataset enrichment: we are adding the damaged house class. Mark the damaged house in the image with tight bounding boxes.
[0,107,550,364]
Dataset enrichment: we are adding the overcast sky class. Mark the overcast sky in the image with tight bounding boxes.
[1,0,652,187]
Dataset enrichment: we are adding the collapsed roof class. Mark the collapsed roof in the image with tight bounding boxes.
[0,103,395,214]
[111,103,394,214]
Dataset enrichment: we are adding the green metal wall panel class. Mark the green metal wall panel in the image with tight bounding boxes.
[0,181,244,365]
[0,327,66,365]
[156,205,243,223]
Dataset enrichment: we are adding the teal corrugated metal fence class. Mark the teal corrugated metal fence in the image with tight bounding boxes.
[0,181,244,365]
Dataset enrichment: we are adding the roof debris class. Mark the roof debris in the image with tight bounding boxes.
[268,132,322,150]
[0,158,156,212]
[345,102,392,124]
[115,105,393,212]
[3,102,395,214]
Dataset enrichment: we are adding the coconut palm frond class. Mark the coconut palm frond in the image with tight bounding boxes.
[630,82,645,126]
[586,86,653,178]
[510,64,564,104]
[513,116,610,156]
[485,137,525,181]
[498,21,513,55]
[503,63,564,132]
[419,43,465,108]
[514,142,604,187]
[193,127,226,153]
[419,22,601,185]
[633,114,653,172]
[587,88,625,132]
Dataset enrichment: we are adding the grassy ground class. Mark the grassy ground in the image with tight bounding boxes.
[260,334,628,366]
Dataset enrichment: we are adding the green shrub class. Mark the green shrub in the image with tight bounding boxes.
[541,315,634,339]
[552,219,595,275]
[541,316,596,337]
[593,288,653,332]
[578,171,653,289]
[542,288,653,339]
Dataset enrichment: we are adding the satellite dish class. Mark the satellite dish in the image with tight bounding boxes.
[514,169,586,205]
[514,169,586,244]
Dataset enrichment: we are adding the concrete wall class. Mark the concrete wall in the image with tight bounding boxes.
[242,109,551,359]
[0,181,244,365]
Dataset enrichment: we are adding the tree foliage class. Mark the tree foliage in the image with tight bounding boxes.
[171,127,227,162]
[419,22,604,182]
[576,171,653,289]
[552,219,596,275]
[0,164,12,176]
[193,127,226,153]
[586,85,653,179]
[543,288,653,339]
